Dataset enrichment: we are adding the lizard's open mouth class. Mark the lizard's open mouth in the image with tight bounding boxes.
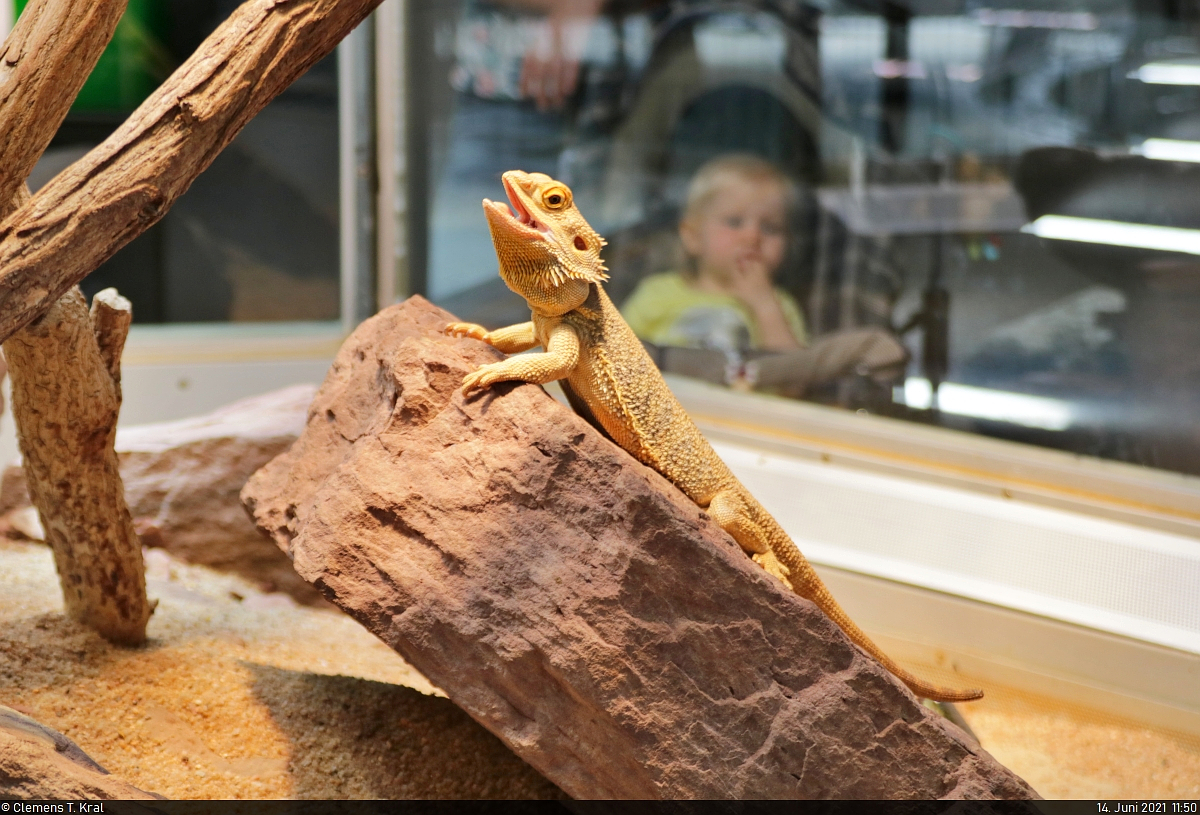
[481,176,549,239]
[505,177,537,227]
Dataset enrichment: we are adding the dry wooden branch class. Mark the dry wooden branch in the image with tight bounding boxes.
[0,0,385,344]
[3,281,149,644]
[5,288,151,644]
[89,288,133,396]
[0,0,146,643]
[0,0,128,198]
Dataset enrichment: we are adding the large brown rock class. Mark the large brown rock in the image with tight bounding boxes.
[242,296,1038,800]
[1,385,321,604]
[0,704,159,800]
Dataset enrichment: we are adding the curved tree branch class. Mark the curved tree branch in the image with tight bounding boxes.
[0,0,154,643]
[0,0,385,343]
[0,0,128,204]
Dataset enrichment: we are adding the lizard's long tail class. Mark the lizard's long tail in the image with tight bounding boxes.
[756,505,984,703]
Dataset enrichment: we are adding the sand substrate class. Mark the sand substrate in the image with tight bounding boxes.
[963,688,1200,799]
[0,539,564,800]
[2,537,1198,799]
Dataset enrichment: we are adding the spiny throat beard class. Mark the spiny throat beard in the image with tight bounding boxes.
[494,240,590,315]
[490,226,559,290]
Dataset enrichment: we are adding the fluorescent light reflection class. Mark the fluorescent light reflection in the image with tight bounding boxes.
[899,378,1072,431]
[1022,215,1200,255]
[1130,62,1200,85]
[1133,138,1200,163]
[974,9,1097,30]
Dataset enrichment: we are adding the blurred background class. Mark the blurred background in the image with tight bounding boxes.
[18,0,1200,481]
[411,0,1200,481]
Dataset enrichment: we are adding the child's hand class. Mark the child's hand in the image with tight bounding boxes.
[726,257,777,307]
[729,257,802,352]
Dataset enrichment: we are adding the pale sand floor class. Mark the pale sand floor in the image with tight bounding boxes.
[869,659,1200,799]
[0,539,563,800]
[2,537,1197,799]
[959,686,1200,800]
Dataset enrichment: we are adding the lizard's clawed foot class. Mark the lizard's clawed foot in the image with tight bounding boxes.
[445,322,490,342]
[753,550,794,590]
[461,362,508,395]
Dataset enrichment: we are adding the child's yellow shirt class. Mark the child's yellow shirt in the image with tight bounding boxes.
[621,272,808,351]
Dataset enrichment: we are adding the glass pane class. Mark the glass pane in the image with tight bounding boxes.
[21,0,340,324]
[411,0,1200,479]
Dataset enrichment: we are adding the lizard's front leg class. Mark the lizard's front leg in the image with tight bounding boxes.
[445,321,538,353]
[461,322,580,394]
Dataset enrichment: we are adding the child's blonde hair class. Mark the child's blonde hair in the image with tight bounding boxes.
[679,153,798,277]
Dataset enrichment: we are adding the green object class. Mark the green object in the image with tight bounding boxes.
[14,0,173,113]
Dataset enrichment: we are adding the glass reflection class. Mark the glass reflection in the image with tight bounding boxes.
[413,0,1200,478]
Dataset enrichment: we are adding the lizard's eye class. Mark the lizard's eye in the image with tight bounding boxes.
[542,186,571,210]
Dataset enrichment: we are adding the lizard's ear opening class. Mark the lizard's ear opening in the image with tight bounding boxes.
[573,236,587,251]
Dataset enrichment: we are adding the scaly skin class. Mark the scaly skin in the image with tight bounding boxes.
[446,170,983,703]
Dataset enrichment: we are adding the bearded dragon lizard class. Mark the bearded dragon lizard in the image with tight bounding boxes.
[445,170,983,703]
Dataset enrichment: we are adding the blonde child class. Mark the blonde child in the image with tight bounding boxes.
[622,154,808,353]
[623,154,908,395]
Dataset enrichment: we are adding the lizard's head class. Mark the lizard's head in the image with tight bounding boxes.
[483,170,608,316]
